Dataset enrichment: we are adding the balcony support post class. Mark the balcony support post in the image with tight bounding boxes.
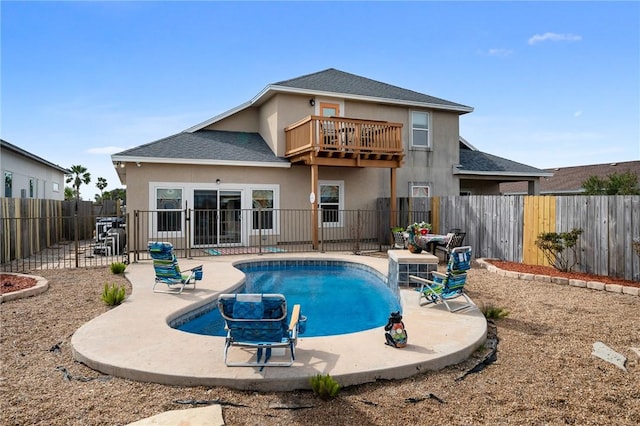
[390,168,397,229]
[311,164,319,249]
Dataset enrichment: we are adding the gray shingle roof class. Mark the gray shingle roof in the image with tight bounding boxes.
[114,131,288,164]
[458,148,548,175]
[273,68,472,111]
[500,160,640,194]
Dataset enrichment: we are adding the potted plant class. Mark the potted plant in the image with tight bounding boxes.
[405,222,432,253]
[391,226,407,249]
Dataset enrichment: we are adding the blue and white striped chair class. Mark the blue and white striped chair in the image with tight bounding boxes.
[217,293,303,368]
[410,246,474,312]
[148,242,203,294]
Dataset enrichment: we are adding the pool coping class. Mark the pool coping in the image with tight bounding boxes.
[71,252,487,391]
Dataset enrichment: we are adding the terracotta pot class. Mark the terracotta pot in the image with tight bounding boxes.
[408,243,422,254]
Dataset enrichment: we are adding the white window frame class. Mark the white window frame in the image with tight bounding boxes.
[52,182,59,192]
[410,184,431,198]
[250,186,279,234]
[153,186,185,237]
[410,111,430,149]
[318,180,344,227]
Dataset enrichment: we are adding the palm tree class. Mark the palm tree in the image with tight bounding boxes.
[65,165,91,202]
[96,177,108,200]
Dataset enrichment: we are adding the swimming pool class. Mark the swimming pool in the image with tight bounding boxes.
[175,260,401,337]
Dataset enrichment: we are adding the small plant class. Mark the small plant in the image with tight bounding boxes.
[480,303,509,320]
[110,262,127,274]
[102,283,126,306]
[310,373,341,400]
[534,228,583,272]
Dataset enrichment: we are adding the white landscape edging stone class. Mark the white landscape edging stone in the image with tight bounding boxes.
[477,259,638,298]
[0,273,49,303]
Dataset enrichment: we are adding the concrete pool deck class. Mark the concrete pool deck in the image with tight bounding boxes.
[71,252,487,392]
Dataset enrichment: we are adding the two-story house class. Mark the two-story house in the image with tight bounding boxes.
[112,68,547,249]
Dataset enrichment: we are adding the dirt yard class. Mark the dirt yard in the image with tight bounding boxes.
[1,264,638,425]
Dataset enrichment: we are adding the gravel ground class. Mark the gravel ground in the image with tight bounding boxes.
[1,264,639,425]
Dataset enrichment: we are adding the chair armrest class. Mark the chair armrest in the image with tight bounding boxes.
[184,265,203,272]
[431,271,447,279]
[409,275,440,291]
[289,304,301,332]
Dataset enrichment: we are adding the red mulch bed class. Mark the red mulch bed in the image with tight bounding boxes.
[485,260,640,288]
[0,274,37,294]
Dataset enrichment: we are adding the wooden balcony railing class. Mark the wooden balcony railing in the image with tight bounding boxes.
[285,116,404,168]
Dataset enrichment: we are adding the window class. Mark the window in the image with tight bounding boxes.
[319,102,340,117]
[252,189,274,230]
[156,188,183,232]
[411,111,430,148]
[53,182,59,192]
[29,178,35,198]
[411,185,430,198]
[319,181,344,226]
[4,172,12,197]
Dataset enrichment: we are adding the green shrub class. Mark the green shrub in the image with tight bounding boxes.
[102,283,126,306]
[534,228,583,272]
[110,262,127,274]
[480,303,509,320]
[310,373,341,400]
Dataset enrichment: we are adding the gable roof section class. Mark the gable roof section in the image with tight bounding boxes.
[1,139,69,173]
[273,68,472,110]
[500,160,640,194]
[456,142,551,178]
[186,68,473,132]
[111,130,289,168]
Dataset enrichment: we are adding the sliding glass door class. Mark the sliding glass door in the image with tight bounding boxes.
[193,189,242,246]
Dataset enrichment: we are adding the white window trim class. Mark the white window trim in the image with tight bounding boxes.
[149,182,281,242]
[318,180,344,228]
[410,110,431,149]
[151,185,185,238]
[249,185,280,235]
[410,184,431,198]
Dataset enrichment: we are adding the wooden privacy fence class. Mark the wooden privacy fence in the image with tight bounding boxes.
[0,198,120,267]
[432,195,640,281]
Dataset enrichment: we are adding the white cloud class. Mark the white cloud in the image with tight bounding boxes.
[487,48,513,57]
[87,146,129,155]
[573,110,583,118]
[528,32,582,45]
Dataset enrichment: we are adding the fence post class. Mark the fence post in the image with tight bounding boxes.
[134,210,139,263]
[185,207,191,259]
[74,212,79,268]
[258,207,263,255]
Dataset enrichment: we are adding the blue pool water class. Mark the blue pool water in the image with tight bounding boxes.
[175,262,401,337]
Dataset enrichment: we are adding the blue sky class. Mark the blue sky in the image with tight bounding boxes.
[2,1,639,200]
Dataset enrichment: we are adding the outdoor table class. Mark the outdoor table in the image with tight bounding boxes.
[414,233,450,255]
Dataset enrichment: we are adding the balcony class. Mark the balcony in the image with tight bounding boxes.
[285,116,404,168]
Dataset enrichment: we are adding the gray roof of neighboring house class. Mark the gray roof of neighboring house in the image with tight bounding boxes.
[273,68,472,111]
[1,139,69,173]
[113,130,288,164]
[457,146,550,176]
[500,160,640,194]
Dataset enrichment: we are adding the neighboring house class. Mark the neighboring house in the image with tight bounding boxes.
[500,160,640,195]
[457,137,551,195]
[112,68,546,247]
[1,139,68,201]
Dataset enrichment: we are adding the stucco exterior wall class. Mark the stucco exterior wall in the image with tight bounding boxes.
[460,179,502,195]
[204,108,260,133]
[123,161,389,215]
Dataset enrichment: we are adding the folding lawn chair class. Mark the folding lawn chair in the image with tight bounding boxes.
[148,241,203,294]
